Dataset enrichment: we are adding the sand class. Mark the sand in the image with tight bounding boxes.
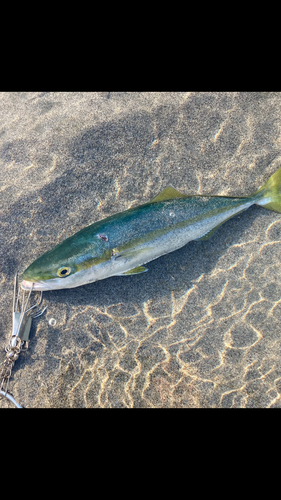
[1,91,281,408]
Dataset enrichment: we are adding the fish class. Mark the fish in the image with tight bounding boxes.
[21,166,281,292]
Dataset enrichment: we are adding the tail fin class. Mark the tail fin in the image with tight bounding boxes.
[254,166,281,213]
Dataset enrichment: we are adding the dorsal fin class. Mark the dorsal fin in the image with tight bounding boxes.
[150,186,189,203]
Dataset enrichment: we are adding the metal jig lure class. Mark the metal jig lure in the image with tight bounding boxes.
[0,273,47,408]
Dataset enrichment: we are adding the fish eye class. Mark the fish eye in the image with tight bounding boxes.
[57,267,71,277]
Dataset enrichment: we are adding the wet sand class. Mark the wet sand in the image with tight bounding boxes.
[1,91,281,408]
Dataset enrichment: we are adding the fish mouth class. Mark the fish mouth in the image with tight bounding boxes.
[21,279,53,291]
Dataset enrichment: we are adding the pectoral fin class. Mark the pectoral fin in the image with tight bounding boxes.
[116,266,149,276]
[114,247,153,260]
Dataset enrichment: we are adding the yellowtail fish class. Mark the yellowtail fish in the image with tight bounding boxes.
[21,166,281,291]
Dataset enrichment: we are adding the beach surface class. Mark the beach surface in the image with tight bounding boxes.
[1,91,281,408]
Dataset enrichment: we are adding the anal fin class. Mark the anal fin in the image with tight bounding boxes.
[196,210,247,241]
[196,226,219,241]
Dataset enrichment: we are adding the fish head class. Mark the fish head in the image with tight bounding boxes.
[21,233,111,291]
